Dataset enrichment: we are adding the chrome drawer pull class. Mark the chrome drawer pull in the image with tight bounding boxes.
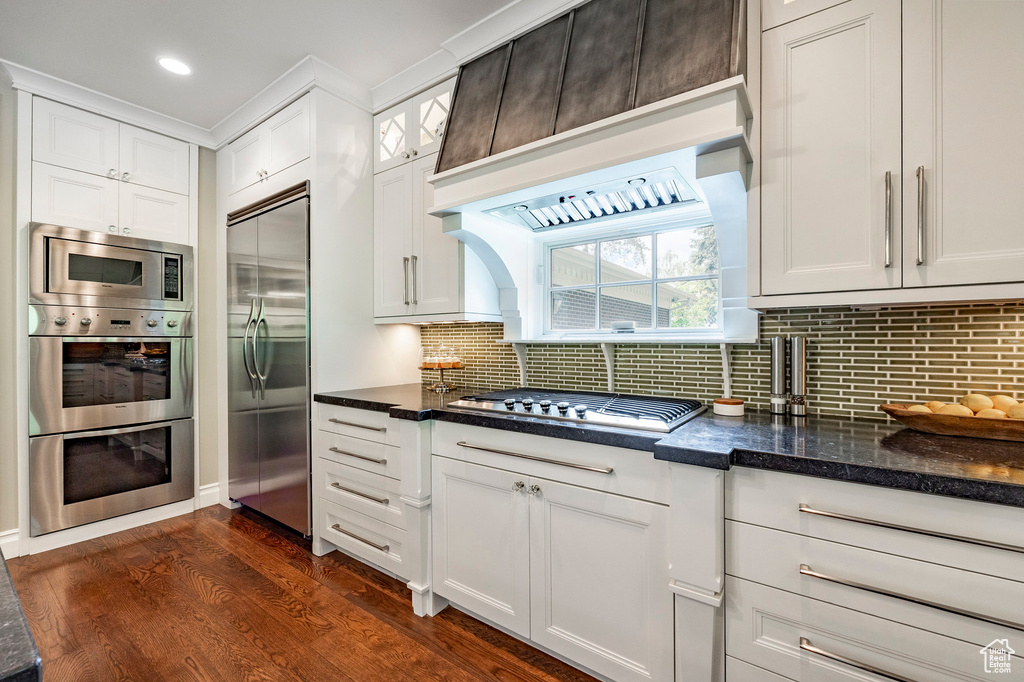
[800,637,913,682]
[800,565,1024,632]
[797,504,1024,554]
[327,418,386,432]
[330,482,389,505]
[330,524,389,553]
[328,447,387,465]
[456,441,613,474]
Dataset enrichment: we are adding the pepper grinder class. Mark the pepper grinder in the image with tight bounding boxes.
[790,337,807,416]
[770,336,788,415]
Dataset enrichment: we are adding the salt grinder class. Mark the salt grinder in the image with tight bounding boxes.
[770,336,788,415]
[790,337,807,416]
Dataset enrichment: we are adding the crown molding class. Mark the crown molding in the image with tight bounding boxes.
[440,0,583,63]
[0,59,215,147]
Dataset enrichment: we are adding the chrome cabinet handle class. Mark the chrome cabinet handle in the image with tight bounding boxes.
[883,171,892,268]
[800,638,913,682]
[513,481,525,492]
[330,482,389,505]
[527,484,541,496]
[328,446,387,465]
[401,151,411,159]
[456,441,613,474]
[411,255,418,304]
[411,149,418,156]
[331,524,389,553]
[797,504,1024,554]
[327,418,386,433]
[915,165,925,265]
[403,256,410,305]
[108,168,118,178]
[121,171,131,181]
[108,225,117,232]
[799,564,1024,631]
[122,227,131,235]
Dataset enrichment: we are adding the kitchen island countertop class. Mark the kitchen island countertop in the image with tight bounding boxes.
[314,384,1024,508]
[0,555,41,682]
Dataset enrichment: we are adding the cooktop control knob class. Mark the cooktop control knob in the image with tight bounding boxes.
[557,402,570,414]
[80,318,92,326]
[521,398,534,410]
[539,400,551,412]
[53,316,67,326]
[504,398,516,410]
[575,405,588,416]
[147,319,158,328]
[167,319,179,328]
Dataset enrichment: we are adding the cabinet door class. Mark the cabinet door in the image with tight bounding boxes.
[119,183,190,243]
[373,164,414,317]
[431,457,531,637]
[373,101,412,174]
[529,478,673,682]
[761,0,902,295]
[411,78,455,159]
[32,98,120,179]
[119,124,190,195]
[902,0,1024,287]
[411,154,460,315]
[226,127,265,196]
[264,95,310,177]
[32,162,119,234]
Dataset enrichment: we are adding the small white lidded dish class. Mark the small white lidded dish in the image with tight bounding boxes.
[713,398,745,416]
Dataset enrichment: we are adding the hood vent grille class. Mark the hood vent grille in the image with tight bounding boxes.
[489,168,701,231]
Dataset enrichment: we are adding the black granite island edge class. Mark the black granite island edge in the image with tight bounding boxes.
[0,558,41,682]
[315,385,1024,508]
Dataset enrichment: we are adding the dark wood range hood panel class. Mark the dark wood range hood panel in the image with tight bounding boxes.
[436,0,746,174]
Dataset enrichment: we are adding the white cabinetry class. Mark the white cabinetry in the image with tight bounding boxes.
[431,424,673,682]
[225,95,310,196]
[374,79,454,174]
[373,153,499,322]
[30,97,193,243]
[758,0,1024,305]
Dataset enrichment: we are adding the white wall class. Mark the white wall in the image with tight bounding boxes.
[196,146,219,487]
[0,69,17,535]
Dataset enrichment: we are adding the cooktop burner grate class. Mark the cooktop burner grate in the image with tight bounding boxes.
[448,388,704,433]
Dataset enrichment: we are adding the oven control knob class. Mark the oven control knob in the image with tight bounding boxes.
[504,398,516,410]
[167,319,179,328]
[539,400,551,412]
[521,398,534,410]
[574,405,588,416]
[557,402,570,414]
[147,319,158,328]
[80,318,92,326]
[53,316,67,326]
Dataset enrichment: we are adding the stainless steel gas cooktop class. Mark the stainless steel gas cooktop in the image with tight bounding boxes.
[448,389,705,433]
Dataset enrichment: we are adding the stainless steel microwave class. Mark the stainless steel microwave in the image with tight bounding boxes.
[30,223,193,311]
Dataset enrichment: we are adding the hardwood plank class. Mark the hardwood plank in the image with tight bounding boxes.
[8,507,599,682]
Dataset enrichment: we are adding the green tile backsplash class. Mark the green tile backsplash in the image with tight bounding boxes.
[420,303,1024,420]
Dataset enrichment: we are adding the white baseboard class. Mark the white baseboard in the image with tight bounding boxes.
[197,482,221,509]
[0,528,19,559]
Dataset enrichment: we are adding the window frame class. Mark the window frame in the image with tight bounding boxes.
[543,221,722,337]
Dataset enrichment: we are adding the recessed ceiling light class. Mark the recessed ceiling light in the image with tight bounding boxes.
[158,57,191,75]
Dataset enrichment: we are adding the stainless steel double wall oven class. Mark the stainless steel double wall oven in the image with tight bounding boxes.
[28,223,195,536]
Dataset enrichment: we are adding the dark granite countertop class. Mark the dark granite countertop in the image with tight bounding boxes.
[0,557,40,682]
[314,384,1024,508]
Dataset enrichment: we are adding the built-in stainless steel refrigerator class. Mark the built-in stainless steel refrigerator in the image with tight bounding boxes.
[227,183,310,535]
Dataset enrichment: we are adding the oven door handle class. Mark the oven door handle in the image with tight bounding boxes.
[62,419,186,440]
[242,299,258,398]
[253,298,268,401]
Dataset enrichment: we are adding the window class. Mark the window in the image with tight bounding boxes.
[547,225,720,333]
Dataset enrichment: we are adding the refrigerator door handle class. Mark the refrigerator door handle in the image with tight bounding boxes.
[253,298,268,401]
[242,298,258,398]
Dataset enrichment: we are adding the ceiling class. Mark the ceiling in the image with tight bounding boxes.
[0,0,510,129]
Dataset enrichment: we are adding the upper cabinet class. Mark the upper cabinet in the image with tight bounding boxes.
[373,78,455,174]
[30,98,193,244]
[33,98,190,195]
[758,0,1024,303]
[225,94,311,195]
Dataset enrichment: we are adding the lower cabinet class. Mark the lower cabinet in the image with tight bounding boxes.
[432,455,674,682]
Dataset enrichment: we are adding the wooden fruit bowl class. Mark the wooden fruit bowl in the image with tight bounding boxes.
[879,404,1024,442]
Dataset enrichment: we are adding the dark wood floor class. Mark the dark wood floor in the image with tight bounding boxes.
[8,506,597,682]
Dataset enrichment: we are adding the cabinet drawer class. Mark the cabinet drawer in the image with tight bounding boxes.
[726,657,791,682]
[726,468,1024,582]
[319,431,400,480]
[317,403,397,445]
[431,421,670,504]
[762,0,850,30]
[726,520,1024,646]
[320,498,407,579]
[318,458,405,531]
[726,577,1019,681]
